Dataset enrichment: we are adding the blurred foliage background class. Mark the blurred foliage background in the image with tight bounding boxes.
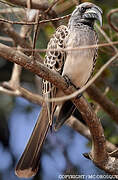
[0,0,118,180]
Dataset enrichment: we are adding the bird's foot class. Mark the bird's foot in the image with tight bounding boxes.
[63,75,77,89]
[63,75,82,99]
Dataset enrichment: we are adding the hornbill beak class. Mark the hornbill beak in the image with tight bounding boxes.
[83,6,103,26]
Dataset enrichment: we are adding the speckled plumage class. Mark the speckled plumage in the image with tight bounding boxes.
[42,17,98,127]
[42,25,68,94]
[42,25,68,125]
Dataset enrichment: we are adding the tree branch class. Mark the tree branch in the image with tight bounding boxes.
[1,81,116,154]
[0,22,43,63]
[66,116,117,153]
[87,84,118,124]
[6,0,49,11]
[5,0,58,23]
[1,83,43,105]
[0,42,118,174]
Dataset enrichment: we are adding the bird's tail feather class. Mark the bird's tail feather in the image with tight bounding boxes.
[54,100,76,131]
[54,99,86,131]
[15,105,50,178]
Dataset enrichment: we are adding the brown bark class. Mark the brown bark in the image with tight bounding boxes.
[87,84,118,124]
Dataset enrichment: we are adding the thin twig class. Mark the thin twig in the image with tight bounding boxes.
[2,40,118,53]
[96,24,118,53]
[32,11,40,57]
[107,8,118,32]
[45,0,60,14]
[0,14,71,25]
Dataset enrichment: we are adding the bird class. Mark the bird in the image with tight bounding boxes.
[15,2,102,178]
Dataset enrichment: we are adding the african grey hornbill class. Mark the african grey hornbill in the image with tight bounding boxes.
[15,2,102,178]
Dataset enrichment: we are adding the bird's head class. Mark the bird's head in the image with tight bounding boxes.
[70,2,103,27]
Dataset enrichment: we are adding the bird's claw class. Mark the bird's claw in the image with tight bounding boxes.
[63,75,82,99]
[63,75,77,89]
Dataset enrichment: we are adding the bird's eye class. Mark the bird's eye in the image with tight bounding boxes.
[81,7,86,13]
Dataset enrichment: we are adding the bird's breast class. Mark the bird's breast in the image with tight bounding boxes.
[62,27,97,88]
